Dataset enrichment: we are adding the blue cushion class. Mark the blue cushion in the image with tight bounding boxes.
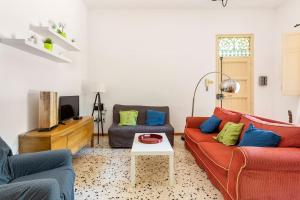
[146,110,166,126]
[238,124,281,147]
[200,115,221,133]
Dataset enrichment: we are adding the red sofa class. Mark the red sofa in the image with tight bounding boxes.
[184,107,300,200]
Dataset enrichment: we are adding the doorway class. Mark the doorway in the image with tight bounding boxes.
[216,34,254,114]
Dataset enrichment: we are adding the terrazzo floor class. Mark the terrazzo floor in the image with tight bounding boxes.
[73,136,223,200]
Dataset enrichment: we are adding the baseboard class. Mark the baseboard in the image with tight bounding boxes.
[93,133,184,136]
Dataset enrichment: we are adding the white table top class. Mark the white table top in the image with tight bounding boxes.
[131,133,174,155]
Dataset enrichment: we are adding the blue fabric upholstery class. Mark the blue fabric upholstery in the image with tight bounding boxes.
[238,124,281,147]
[200,115,221,133]
[0,138,12,185]
[146,109,166,126]
[11,165,75,200]
[0,179,60,200]
[0,137,75,200]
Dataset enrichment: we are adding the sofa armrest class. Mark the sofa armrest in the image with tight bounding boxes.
[9,149,72,179]
[185,117,208,129]
[227,147,300,200]
[0,179,60,200]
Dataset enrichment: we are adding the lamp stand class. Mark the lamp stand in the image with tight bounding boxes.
[220,57,223,108]
[92,92,104,144]
[181,70,234,141]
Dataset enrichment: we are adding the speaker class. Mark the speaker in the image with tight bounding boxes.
[38,91,58,131]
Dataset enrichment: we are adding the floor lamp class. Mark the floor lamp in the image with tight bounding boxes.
[181,72,240,141]
[90,83,106,144]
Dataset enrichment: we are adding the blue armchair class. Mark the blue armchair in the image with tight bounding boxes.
[0,137,75,200]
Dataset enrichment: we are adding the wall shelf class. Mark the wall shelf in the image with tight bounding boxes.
[0,38,71,63]
[30,25,80,51]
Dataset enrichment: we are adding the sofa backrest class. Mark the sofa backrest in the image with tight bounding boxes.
[239,115,300,148]
[0,137,12,185]
[112,104,170,125]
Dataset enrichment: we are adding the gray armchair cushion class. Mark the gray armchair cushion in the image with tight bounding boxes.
[11,165,75,200]
[9,150,72,179]
[0,137,12,185]
[0,179,60,200]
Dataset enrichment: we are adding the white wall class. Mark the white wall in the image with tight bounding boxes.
[0,0,87,153]
[87,9,279,133]
[274,0,300,123]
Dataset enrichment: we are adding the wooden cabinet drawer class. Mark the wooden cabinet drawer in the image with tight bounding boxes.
[67,127,89,153]
[51,136,67,150]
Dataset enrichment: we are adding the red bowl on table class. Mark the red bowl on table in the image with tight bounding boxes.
[138,134,163,144]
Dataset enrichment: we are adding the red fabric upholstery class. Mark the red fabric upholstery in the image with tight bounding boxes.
[239,115,300,147]
[227,147,300,200]
[185,128,217,143]
[197,142,235,175]
[185,117,209,128]
[185,139,230,197]
[185,108,300,200]
[213,107,242,131]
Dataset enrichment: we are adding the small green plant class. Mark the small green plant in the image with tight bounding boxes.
[43,38,53,51]
[44,38,52,44]
[57,22,67,38]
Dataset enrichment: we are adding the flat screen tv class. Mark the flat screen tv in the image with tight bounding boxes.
[59,96,79,122]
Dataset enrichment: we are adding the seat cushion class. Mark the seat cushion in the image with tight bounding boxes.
[11,165,75,200]
[197,142,235,173]
[185,128,218,143]
[213,107,242,131]
[240,115,300,147]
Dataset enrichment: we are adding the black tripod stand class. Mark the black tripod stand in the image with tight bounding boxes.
[92,92,104,144]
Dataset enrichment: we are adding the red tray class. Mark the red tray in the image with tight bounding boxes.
[138,134,163,144]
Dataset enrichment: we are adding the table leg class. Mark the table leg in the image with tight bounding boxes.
[91,134,94,148]
[131,155,136,186]
[169,154,174,186]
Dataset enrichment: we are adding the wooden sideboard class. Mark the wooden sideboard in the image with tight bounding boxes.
[19,116,94,154]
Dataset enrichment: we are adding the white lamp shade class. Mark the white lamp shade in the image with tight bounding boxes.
[91,82,106,93]
[83,80,106,93]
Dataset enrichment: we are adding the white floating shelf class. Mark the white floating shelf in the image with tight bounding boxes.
[30,25,80,51]
[0,38,71,63]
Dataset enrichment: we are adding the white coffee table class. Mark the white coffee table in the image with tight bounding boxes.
[130,133,174,186]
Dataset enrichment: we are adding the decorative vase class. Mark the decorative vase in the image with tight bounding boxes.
[44,43,53,51]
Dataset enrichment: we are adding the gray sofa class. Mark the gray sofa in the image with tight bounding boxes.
[108,104,174,148]
[0,137,75,200]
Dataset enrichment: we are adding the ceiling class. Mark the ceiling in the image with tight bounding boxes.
[84,0,287,9]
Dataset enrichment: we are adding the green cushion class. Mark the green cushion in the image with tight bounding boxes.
[119,110,138,126]
[214,122,244,146]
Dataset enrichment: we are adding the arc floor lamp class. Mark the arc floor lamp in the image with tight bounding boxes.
[182,61,240,140]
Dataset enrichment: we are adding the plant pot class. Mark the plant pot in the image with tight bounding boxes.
[44,43,53,51]
[58,31,67,38]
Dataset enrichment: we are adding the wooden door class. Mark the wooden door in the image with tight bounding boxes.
[217,57,252,113]
[282,33,300,95]
[216,35,253,114]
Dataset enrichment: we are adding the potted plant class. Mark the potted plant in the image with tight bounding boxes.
[57,22,67,38]
[43,38,53,51]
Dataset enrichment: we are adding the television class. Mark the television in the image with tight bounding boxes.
[59,96,79,122]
